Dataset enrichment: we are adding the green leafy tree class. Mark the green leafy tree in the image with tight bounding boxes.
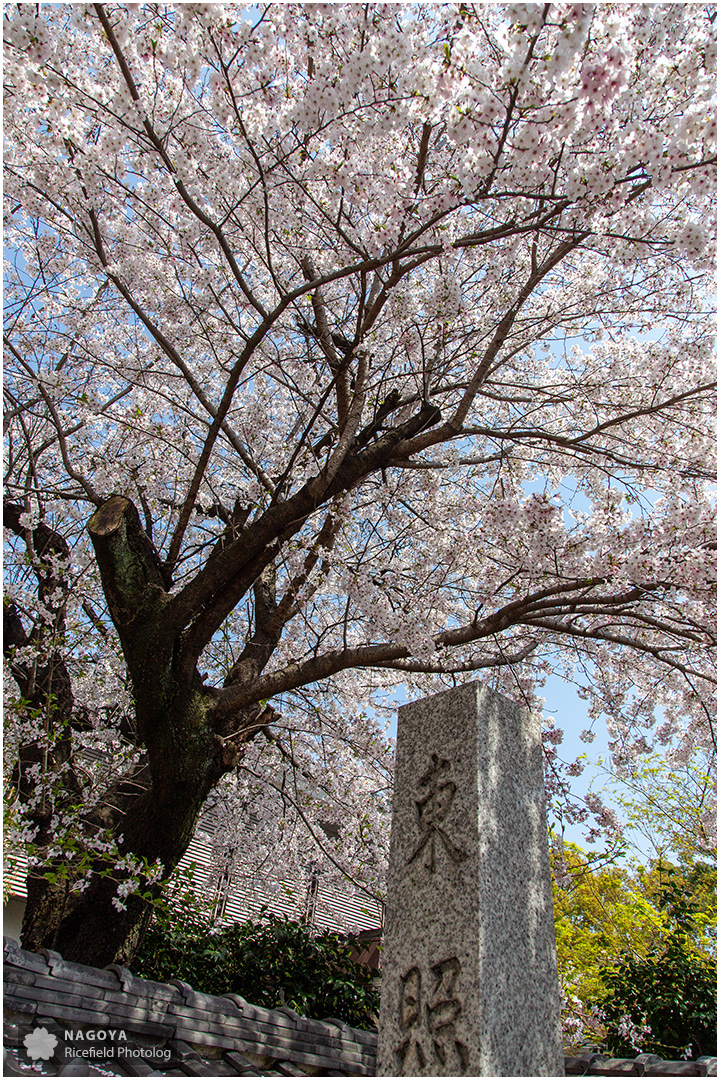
[552,843,716,1052]
[601,754,717,867]
[133,893,379,1029]
[596,864,717,1058]
[552,842,661,1049]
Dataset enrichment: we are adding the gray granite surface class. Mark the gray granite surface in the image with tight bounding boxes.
[377,681,565,1076]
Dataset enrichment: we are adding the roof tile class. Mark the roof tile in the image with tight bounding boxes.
[4,939,49,975]
[644,1065,709,1077]
[270,1063,307,1077]
[587,1059,641,1075]
[44,956,121,990]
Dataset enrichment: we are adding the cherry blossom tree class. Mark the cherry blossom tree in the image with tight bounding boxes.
[3,2,716,966]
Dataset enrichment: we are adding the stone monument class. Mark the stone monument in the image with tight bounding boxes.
[377,681,565,1077]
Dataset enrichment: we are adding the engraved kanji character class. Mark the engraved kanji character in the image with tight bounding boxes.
[426,957,469,1071]
[406,754,469,872]
[395,966,426,1074]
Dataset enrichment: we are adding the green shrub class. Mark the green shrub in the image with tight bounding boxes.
[598,938,716,1058]
[595,864,717,1058]
[133,898,379,1029]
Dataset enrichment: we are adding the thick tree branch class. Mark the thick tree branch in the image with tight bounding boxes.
[210,577,679,714]
[87,497,171,662]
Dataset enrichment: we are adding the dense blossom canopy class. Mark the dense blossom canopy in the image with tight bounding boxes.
[3,2,716,932]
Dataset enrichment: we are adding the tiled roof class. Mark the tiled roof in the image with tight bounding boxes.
[3,937,716,1078]
[565,1053,717,1077]
[3,937,377,1076]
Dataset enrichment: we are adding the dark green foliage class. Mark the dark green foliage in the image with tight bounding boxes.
[133,895,379,1029]
[132,886,230,994]
[597,864,717,1058]
[221,912,380,1028]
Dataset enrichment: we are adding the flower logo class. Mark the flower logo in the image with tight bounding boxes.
[24,1026,58,1060]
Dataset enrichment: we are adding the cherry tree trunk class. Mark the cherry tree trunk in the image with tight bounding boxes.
[21,762,217,966]
[19,498,235,966]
